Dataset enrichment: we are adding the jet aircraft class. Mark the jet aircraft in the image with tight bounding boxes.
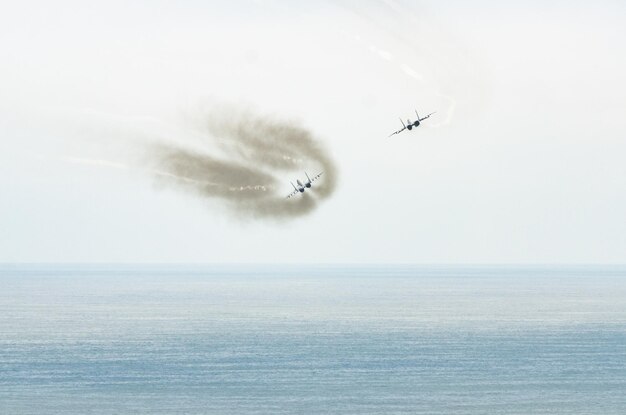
[388,109,436,137]
[286,171,324,199]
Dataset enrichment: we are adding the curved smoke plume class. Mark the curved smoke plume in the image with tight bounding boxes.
[148,108,337,220]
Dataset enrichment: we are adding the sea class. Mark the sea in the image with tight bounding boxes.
[1,264,625,414]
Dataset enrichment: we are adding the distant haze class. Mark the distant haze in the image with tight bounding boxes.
[0,1,625,263]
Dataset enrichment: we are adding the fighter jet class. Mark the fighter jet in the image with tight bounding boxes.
[388,109,436,137]
[286,171,324,199]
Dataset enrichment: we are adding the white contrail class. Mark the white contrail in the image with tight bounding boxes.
[429,94,457,128]
[341,0,459,128]
[58,156,131,170]
[47,154,269,193]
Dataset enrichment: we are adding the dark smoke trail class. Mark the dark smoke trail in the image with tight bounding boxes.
[148,108,337,220]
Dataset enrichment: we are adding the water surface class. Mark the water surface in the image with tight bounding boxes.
[1,265,625,414]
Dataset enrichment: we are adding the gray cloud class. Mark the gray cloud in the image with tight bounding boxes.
[148,108,337,220]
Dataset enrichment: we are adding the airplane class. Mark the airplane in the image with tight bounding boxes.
[388,109,436,137]
[286,171,324,199]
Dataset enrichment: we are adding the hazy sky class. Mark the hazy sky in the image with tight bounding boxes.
[1,0,625,263]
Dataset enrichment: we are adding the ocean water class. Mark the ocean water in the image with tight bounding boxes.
[1,265,625,414]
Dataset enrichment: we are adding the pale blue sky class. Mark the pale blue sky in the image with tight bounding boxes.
[1,0,625,263]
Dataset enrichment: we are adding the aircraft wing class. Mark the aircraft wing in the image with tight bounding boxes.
[286,181,300,199]
[389,118,407,137]
[419,111,436,121]
[310,171,324,182]
[388,127,405,137]
[286,189,300,199]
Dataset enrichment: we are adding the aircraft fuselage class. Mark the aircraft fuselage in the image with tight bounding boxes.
[406,119,420,130]
[296,179,305,192]
[287,171,323,199]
